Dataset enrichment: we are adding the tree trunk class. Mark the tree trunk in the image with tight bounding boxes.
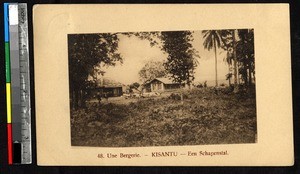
[214,38,218,87]
[187,72,191,90]
[232,29,239,93]
[248,65,252,86]
[180,84,184,105]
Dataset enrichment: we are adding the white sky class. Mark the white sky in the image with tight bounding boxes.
[103,31,229,85]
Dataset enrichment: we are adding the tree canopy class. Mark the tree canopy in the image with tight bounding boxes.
[139,60,167,83]
[68,33,122,109]
[217,29,255,87]
[236,29,255,85]
[161,31,199,86]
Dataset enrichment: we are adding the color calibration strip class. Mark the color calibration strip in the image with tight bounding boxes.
[4,3,32,164]
[4,2,13,165]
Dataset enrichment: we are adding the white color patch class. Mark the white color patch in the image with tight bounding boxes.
[9,4,18,25]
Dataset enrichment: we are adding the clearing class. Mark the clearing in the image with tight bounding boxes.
[71,87,257,147]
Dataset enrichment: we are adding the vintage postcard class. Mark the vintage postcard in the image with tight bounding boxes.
[33,4,293,166]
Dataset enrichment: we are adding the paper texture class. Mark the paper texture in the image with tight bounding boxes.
[33,4,293,166]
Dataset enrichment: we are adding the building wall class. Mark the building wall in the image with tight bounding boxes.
[142,84,151,93]
[149,79,189,92]
[164,84,182,90]
[89,87,123,97]
[150,81,164,91]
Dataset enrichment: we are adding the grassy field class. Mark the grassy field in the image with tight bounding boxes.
[71,87,257,147]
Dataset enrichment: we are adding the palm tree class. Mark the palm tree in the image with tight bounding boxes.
[224,51,233,86]
[202,30,222,87]
[220,29,239,92]
[232,29,239,93]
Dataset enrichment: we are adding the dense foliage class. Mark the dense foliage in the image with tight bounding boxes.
[202,29,255,89]
[161,31,199,87]
[68,33,122,109]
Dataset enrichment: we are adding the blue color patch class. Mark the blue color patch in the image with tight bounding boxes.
[4,3,9,42]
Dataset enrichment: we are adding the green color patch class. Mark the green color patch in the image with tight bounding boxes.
[5,42,10,82]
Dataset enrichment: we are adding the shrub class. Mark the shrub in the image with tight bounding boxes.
[169,93,181,100]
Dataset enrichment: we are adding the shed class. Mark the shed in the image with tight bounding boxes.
[147,78,184,92]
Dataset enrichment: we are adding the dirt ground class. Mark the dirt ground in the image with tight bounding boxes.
[71,87,257,147]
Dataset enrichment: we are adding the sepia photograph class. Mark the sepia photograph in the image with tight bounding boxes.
[68,29,257,147]
[34,4,293,166]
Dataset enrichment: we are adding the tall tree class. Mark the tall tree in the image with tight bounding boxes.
[222,29,255,90]
[224,51,233,86]
[232,29,239,92]
[218,29,239,92]
[202,30,223,87]
[236,29,255,86]
[68,33,122,109]
[161,31,199,102]
[219,30,234,87]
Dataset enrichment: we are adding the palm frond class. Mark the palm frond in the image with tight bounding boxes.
[202,30,222,51]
